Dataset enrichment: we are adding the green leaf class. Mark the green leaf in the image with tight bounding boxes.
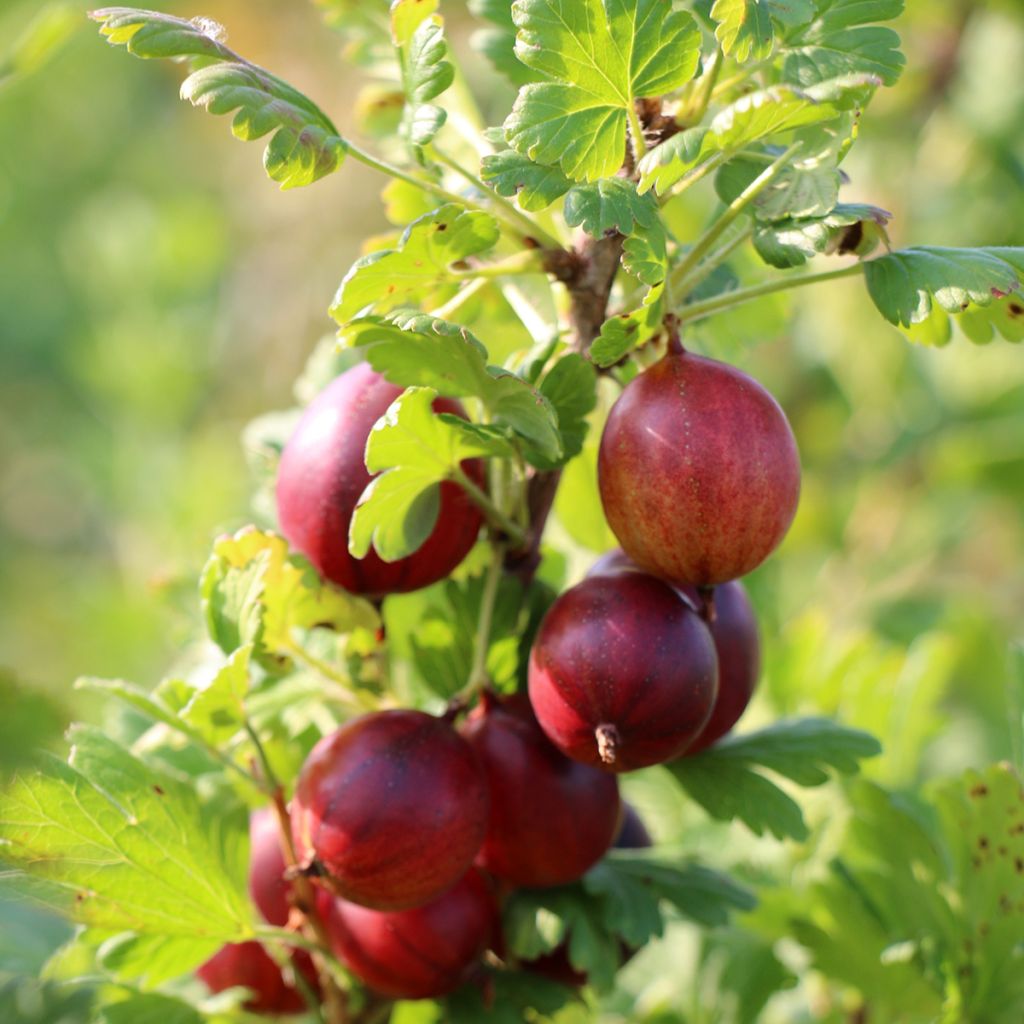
[622,221,669,286]
[96,931,222,988]
[784,0,905,86]
[92,9,347,190]
[536,354,598,467]
[390,0,439,46]
[480,150,572,212]
[638,80,867,195]
[331,205,500,323]
[446,970,573,1022]
[863,247,1024,328]
[396,12,454,148]
[753,202,891,267]
[344,311,564,463]
[591,283,665,367]
[0,728,251,940]
[349,387,501,561]
[504,0,702,181]
[200,527,381,666]
[563,178,659,238]
[670,718,881,840]
[95,991,207,1024]
[0,3,79,88]
[715,150,841,220]
[407,574,527,698]
[176,646,252,746]
[712,0,774,62]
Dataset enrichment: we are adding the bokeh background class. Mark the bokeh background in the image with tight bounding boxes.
[0,0,1022,1018]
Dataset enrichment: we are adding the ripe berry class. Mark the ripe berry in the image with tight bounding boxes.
[677,580,760,754]
[276,363,484,596]
[197,942,317,1015]
[460,693,620,888]
[322,869,498,999]
[528,573,718,771]
[598,350,801,587]
[248,807,291,927]
[587,550,761,753]
[292,709,489,911]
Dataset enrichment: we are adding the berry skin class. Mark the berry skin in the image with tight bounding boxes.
[197,942,317,1015]
[322,869,498,999]
[528,573,718,771]
[587,551,761,753]
[292,709,489,911]
[459,693,620,888]
[677,580,760,754]
[276,363,484,597]
[598,350,801,587]
[248,807,291,928]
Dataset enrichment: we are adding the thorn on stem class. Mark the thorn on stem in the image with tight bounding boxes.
[595,723,621,765]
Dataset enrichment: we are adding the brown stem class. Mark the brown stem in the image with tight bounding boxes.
[506,234,626,585]
[269,788,351,1024]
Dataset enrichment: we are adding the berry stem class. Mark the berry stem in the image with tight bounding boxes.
[595,723,621,765]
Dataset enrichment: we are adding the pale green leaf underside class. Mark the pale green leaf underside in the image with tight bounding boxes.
[591,282,665,367]
[753,202,891,268]
[344,311,563,463]
[332,204,500,323]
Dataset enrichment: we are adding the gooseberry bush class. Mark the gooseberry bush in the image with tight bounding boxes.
[3,2,1024,1023]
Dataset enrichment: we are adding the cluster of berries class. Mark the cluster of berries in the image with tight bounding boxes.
[199,343,799,1010]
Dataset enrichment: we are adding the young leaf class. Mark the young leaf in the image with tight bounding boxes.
[591,283,665,367]
[0,728,251,939]
[753,202,891,267]
[711,0,775,63]
[863,247,1024,329]
[200,526,380,666]
[480,150,572,212]
[638,80,867,195]
[563,178,659,238]
[715,149,841,221]
[622,220,669,286]
[504,0,702,181]
[783,0,906,87]
[393,8,455,148]
[349,387,506,561]
[331,205,500,323]
[91,9,347,189]
[670,718,881,840]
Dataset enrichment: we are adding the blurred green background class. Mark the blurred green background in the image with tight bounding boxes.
[1,0,1023,1021]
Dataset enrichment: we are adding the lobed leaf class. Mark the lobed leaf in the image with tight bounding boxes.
[670,718,881,840]
[591,283,665,367]
[563,178,659,238]
[92,8,346,189]
[481,149,573,212]
[331,205,501,323]
[504,0,702,181]
[0,729,250,940]
[344,311,564,464]
[864,247,1024,331]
